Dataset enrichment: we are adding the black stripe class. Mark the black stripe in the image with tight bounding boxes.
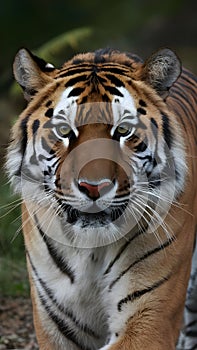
[139,99,147,107]
[113,193,130,200]
[67,87,85,97]
[135,154,152,161]
[79,95,88,104]
[100,66,130,75]
[180,89,197,142]
[150,118,158,139]
[179,81,197,99]
[185,320,197,330]
[64,74,88,88]
[161,114,172,149]
[182,68,197,84]
[137,107,147,115]
[32,119,40,134]
[57,64,130,80]
[50,158,59,169]
[53,114,67,121]
[58,67,92,78]
[135,140,147,153]
[117,275,169,312]
[185,304,197,314]
[41,136,56,154]
[38,292,92,350]
[38,153,56,162]
[45,108,54,118]
[27,87,58,116]
[185,330,197,338]
[96,75,108,84]
[34,214,75,283]
[170,89,197,147]
[104,228,147,275]
[104,85,123,97]
[104,73,125,87]
[181,75,197,92]
[109,237,174,290]
[20,115,29,155]
[14,115,30,176]
[170,98,188,134]
[173,86,196,114]
[171,88,194,119]
[45,100,52,107]
[27,251,99,339]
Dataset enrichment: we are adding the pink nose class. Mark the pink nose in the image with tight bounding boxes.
[78,181,113,200]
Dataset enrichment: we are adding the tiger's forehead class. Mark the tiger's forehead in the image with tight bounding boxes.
[53,86,138,127]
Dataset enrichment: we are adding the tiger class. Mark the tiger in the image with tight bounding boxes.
[6,46,197,350]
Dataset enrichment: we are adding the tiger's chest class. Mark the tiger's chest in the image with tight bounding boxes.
[26,207,166,349]
[29,233,111,347]
[57,248,109,333]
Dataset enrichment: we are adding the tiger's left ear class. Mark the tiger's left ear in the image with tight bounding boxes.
[13,48,56,101]
[141,48,181,97]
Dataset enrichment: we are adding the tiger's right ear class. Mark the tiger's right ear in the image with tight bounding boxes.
[13,48,56,101]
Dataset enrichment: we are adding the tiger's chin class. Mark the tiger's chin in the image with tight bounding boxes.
[59,201,133,248]
[61,202,128,228]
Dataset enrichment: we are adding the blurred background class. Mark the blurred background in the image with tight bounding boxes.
[0,0,196,347]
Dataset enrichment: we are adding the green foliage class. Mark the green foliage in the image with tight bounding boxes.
[36,27,93,65]
[0,176,22,256]
[0,173,28,296]
[0,258,29,296]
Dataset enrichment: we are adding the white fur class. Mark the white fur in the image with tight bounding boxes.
[53,87,79,137]
[111,87,138,137]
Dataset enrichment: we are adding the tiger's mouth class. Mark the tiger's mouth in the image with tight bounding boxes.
[60,202,129,227]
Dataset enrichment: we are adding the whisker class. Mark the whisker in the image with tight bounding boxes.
[0,196,22,209]
[137,188,193,217]
[130,194,174,246]
[0,200,22,219]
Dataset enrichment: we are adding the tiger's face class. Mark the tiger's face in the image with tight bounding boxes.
[7,48,186,246]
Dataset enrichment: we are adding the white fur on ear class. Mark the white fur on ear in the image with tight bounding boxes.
[45,62,55,69]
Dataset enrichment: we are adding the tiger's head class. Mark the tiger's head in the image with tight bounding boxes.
[7,48,186,247]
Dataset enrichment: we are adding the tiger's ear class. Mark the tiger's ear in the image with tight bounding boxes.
[13,48,55,101]
[141,48,181,97]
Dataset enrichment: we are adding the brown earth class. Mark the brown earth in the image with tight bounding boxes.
[0,297,38,350]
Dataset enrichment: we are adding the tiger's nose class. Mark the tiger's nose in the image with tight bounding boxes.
[78,180,114,201]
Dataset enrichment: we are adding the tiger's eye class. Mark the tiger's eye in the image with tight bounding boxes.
[57,124,72,137]
[116,123,131,135]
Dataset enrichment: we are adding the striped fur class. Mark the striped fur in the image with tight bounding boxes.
[7,47,197,349]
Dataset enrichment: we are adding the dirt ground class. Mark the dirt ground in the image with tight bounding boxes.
[0,297,38,350]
